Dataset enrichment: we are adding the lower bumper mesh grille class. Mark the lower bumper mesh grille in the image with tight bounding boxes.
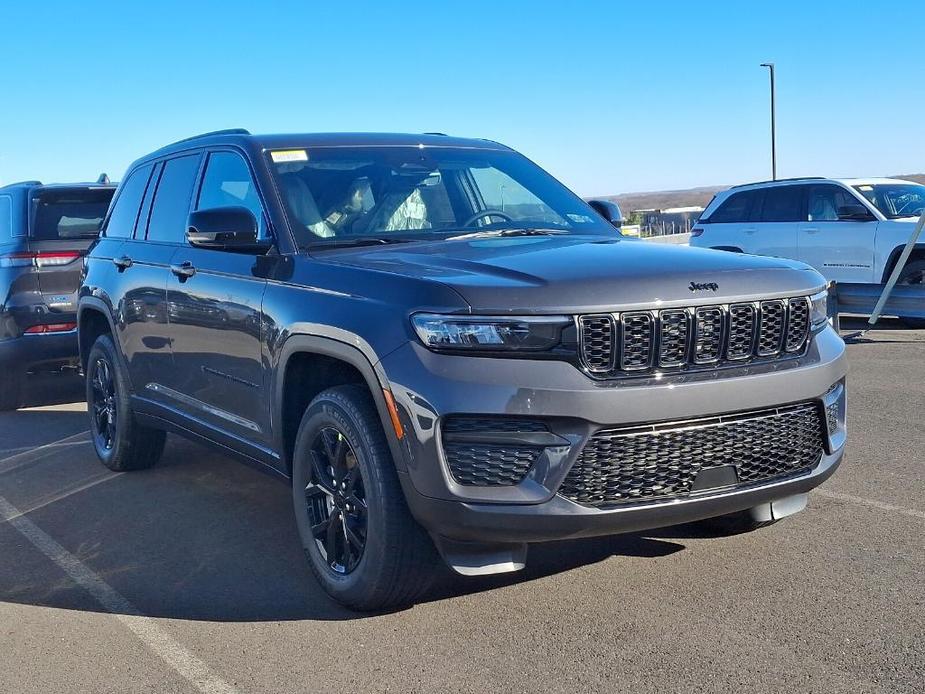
[445,443,541,486]
[442,416,547,486]
[559,403,825,507]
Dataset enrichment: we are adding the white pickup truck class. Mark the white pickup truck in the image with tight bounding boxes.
[690,177,925,324]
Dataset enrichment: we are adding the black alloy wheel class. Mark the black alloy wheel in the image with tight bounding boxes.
[305,426,368,574]
[90,357,117,451]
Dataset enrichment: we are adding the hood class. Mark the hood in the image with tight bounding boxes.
[318,235,825,313]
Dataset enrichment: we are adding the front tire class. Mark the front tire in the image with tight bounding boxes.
[86,334,165,471]
[897,259,925,329]
[291,384,437,611]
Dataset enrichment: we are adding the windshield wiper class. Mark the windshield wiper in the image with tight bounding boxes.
[445,228,570,241]
[307,236,413,250]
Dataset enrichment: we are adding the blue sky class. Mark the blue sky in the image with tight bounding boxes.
[1,0,922,196]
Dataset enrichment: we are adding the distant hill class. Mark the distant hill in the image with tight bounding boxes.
[599,174,925,213]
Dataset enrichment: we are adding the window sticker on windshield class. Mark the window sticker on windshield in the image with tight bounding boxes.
[858,185,874,191]
[271,149,308,163]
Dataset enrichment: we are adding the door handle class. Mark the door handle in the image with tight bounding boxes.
[803,227,821,234]
[743,226,757,234]
[112,255,133,271]
[170,262,196,280]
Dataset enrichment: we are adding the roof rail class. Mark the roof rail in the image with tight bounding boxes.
[0,180,42,189]
[730,176,825,189]
[166,128,251,147]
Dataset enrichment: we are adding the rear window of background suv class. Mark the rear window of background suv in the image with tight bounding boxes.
[31,188,114,240]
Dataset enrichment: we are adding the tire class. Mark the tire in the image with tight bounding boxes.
[0,371,22,411]
[86,334,165,471]
[291,384,437,611]
[897,259,925,329]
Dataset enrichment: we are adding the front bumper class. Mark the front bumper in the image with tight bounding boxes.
[380,326,848,543]
[0,330,79,373]
[398,447,843,544]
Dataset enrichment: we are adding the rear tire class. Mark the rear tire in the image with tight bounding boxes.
[291,384,437,611]
[897,259,925,329]
[0,371,22,411]
[86,334,165,471]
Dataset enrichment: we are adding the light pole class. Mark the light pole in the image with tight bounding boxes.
[760,62,777,180]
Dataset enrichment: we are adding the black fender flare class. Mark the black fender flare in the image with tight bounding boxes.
[273,334,408,475]
[77,297,130,379]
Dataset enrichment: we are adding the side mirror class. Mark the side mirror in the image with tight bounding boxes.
[587,199,624,229]
[187,207,271,253]
[836,204,875,221]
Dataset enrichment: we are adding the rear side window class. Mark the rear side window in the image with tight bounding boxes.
[758,186,803,222]
[105,165,153,238]
[708,191,751,223]
[146,155,202,243]
[32,188,115,240]
[0,196,11,242]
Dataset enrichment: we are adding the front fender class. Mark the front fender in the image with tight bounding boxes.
[272,333,410,475]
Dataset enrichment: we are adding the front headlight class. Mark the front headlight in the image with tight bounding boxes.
[411,313,570,352]
[809,289,829,331]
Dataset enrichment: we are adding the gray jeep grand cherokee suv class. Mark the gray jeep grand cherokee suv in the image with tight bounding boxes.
[78,130,847,610]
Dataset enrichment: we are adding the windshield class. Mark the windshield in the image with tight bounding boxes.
[852,183,925,219]
[267,146,613,247]
[31,188,114,240]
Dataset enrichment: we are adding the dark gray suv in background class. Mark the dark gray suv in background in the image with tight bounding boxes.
[78,130,848,610]
[0,179,115,409]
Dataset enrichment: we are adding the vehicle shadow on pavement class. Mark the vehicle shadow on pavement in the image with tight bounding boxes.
[18,372,85,409]
[428,533,686,604]
[0,431,689,622]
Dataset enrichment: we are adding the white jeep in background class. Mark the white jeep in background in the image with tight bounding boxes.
[690,177,925,324]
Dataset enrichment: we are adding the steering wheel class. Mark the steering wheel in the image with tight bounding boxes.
[894,197,921,216]
[462,209,515,227]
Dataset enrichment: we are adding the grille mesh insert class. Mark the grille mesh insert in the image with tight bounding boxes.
[693,306,724,363]
[727,304,756,359]
[757,301,786,355]
[621,313,654,370]
[559,403,825,507]
[445,443,541,486]
[658,309,689,366]
[786,298,810,352]
[578,315,615,372]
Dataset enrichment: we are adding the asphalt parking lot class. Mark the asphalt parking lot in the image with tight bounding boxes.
[0,318,922,694]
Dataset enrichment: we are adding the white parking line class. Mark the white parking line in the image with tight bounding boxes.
[0,430,90,463]
[0,494,238,694]
[1,472,122,521]
[815,489,925,520]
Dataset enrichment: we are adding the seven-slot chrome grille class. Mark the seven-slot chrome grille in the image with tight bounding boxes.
[578,297,810,377]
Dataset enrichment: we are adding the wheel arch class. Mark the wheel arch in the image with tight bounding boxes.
[881,243,925,284]
[274,334,407,477]
[77,298,120,373]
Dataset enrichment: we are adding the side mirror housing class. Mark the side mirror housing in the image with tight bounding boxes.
[836,204,875,221]
[587,199,624,229]
[186,207,271,253]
